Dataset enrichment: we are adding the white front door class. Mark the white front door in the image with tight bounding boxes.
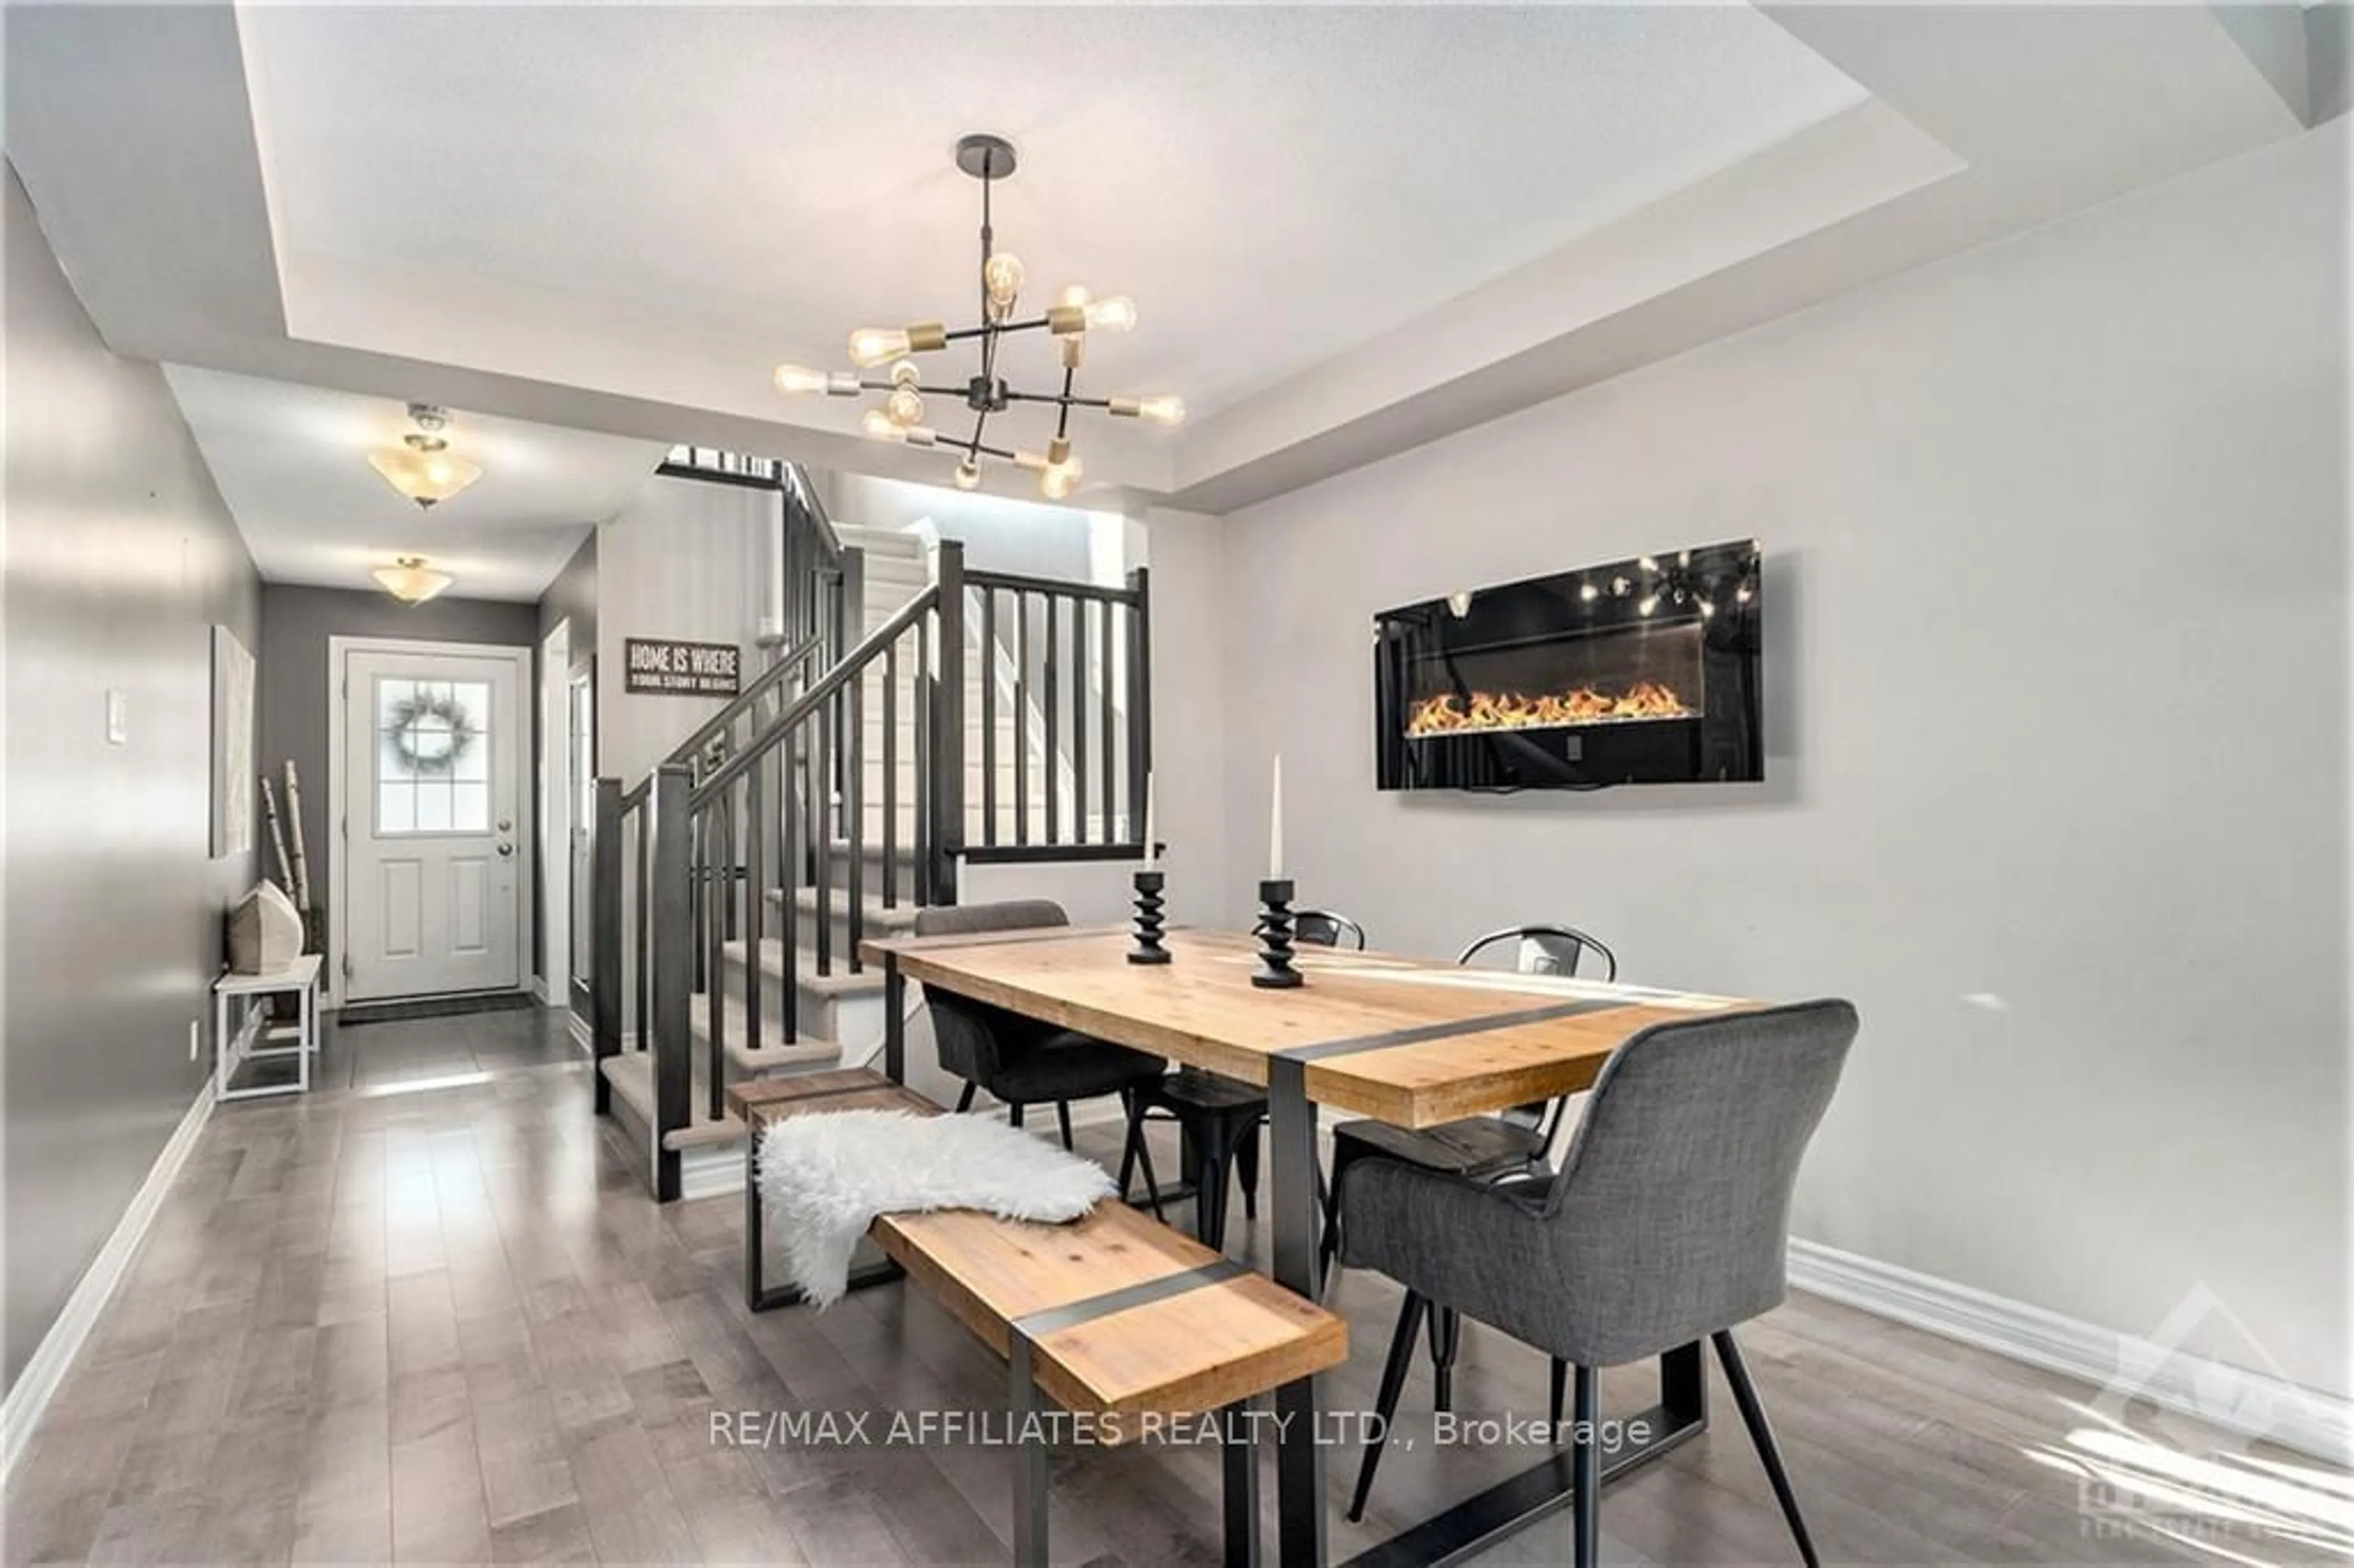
[343,647,524,1001]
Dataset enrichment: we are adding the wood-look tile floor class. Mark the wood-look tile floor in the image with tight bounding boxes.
[9,1021,2342,1566]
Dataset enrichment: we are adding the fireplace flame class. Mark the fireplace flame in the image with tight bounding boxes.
[1406,680,1693,738]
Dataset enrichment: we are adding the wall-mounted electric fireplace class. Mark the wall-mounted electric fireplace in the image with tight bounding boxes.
[1375,541,1763,791]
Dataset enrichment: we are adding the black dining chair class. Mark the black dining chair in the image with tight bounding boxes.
[1318,923,1618,1407]
[913,900,1166,1149]
[1119,910,1370,1250]
[1294,910,1367,950]
[1338,999,1859,1568]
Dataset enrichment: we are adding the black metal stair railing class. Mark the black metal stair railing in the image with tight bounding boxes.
[592,454,1160,1201]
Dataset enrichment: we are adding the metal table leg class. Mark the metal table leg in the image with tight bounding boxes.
[1267,1055,1327,1566]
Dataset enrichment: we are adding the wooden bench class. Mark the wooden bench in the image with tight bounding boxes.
[730,1068,1349,1566]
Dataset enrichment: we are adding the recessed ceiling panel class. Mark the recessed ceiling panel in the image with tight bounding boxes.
[240,4,1865,416]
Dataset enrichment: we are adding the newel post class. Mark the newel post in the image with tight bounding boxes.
[647,762,694,1201]
[591,777,623,1116]
[929,539,967,905]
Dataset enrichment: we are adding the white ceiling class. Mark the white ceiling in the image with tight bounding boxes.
[239,4,1864,418]
[7,4,2317,515]
[164,366,669,600]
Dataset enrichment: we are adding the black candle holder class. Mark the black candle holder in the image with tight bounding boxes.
[1252,878,1305,988]
[1128,870,1171,964]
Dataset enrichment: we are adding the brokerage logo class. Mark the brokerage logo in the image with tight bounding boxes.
[2036,1284,2348,1558]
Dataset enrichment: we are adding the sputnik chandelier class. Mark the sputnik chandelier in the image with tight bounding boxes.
[772,134,1183,500]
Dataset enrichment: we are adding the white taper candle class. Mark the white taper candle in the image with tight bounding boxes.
[1268,753,1284,880]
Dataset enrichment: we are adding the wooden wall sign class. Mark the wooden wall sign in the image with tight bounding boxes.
[624,637,742,697]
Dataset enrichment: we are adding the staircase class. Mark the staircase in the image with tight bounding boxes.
[590,454,1153,1200]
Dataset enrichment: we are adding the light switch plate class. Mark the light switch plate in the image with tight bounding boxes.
[105,690,129,745]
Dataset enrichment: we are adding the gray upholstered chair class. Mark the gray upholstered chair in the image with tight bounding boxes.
[913,900,1167,1149]
[1319,921,1619,1405]
[1338,999,1858,1568]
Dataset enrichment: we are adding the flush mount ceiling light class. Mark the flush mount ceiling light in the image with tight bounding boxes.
[368,403,483,509]
[371,555,454,605]
[772,134,1183,501]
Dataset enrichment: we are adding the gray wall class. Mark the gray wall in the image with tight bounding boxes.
[2,164,262,1392]
[538,530,597,672]
[256,585,541,966]
[1211,124,2349,1393]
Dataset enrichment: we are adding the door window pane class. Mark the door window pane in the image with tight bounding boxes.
[378,780,415,834]
[375,674,493,835]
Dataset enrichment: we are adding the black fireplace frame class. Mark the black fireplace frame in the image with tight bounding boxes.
[1374,541,1763,791]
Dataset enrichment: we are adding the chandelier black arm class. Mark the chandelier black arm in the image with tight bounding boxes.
[942,316,1052,343]
[1002,390,1112,410]
[935,433,1019,462]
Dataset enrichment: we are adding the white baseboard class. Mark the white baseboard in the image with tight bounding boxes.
[1788,1238,2352,1466]
[530,975,551,1005]
[1,1079,216,1480]
[566,1009,592,1056]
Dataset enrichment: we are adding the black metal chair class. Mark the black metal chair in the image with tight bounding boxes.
[1294,910,1367,950]
[913,900,1166,1149]
[1119,910,1369,1250]
[1318,923,1618,1407]
[1338,999,1859,1568]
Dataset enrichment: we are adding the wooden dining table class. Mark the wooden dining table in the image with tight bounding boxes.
[862,924,1760,1568]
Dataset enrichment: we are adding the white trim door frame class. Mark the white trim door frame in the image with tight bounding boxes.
[539,618,571,1008]
[327,635,535,1010]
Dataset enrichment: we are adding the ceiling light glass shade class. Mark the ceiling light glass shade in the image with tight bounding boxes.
[1082,295,1138,333]
[884,385,925,427]
[848,323,947,367]
[1110,394,1184,425]
[1056,283,1092,308]
[848,327,912,367]
[775,363,860,396]
[368,441,482,509]
[861,408,905,440]
[952,459,982,491]
[983,252,1025,309]
[1038,454,1083,500]
[372,556,454,604]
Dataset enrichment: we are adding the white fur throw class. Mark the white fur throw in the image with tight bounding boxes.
[758,1109,1116,1307]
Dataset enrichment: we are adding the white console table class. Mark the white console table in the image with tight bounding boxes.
[213,953,321,1101]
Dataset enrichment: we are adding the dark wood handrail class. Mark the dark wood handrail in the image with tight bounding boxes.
[688,584,941,811]
[963,566,1141,607]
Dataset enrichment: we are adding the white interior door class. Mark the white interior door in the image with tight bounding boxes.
[343,647,524,1001]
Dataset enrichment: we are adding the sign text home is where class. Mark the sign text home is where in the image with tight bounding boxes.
[625,637,742,698]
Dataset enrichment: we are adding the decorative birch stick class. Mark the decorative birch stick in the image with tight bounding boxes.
[284,758,314,914]
[260,775,295,894]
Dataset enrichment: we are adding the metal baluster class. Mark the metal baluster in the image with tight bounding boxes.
[981,587,998,848]
[932,542,964,901]
[915,615,932,906]
[1044,594,1061,843]
[847,653,865,973]
[1071,596,1089,846]
[745,750,764,1058]
[704,800,724,1123]
[1014,593,1030,847]
[882,642,899,909]
[1099,595,1117,841]
[814,670,833,977]
[779,726,800,1046]
[634,805,649,1053]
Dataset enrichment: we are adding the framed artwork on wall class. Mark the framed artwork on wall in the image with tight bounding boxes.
[211,624,255,858]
